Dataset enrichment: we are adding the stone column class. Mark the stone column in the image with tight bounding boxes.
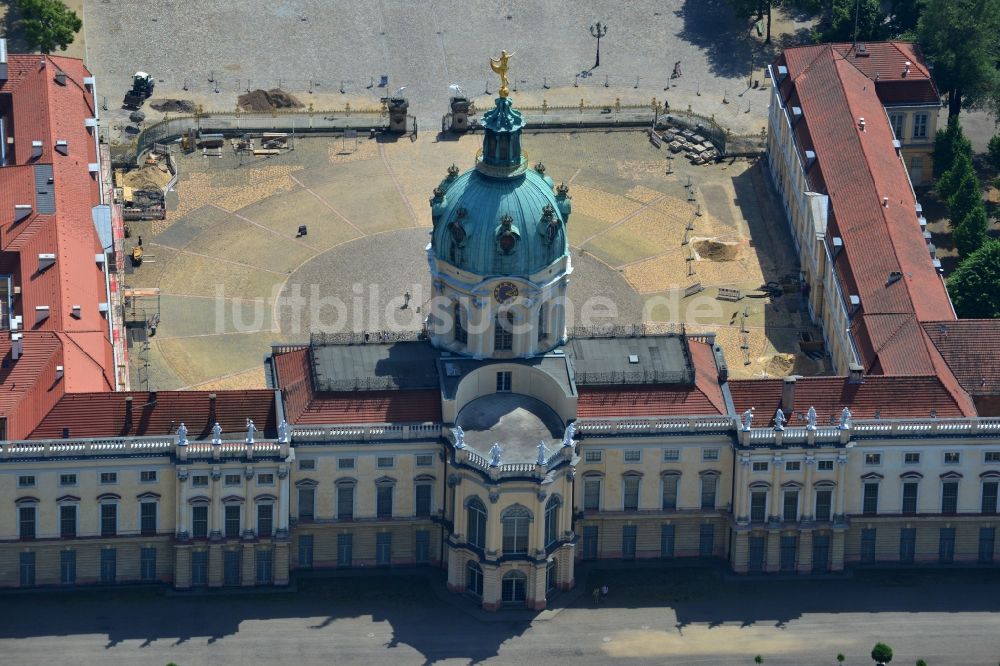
[734,456,750,521]
[796,529,813,574]
[802,455,815,520]
[210,468,222,541]
[176,469,190,539]
[241,542,256,587]
[173,543,191,589]
[276,466,290,537]
[273,542,290,586]
[834,452,849,521]
[530,563,547,610]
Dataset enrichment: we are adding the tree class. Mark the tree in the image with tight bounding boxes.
[953,202,989,256]
[918,0,1000,118]
[871,642,894,664]
[937,149,974,202]
[915,660,928,666]
[725,0,773,44]
[887,0,922,37]
[14,0,82,54]
[948,239,1000,317]
[933,116,972,179]
[948,168,984,229]
[837,655,846,664]
[988,135,1000,171]
[755,657,764,664]
[816,0,887,43]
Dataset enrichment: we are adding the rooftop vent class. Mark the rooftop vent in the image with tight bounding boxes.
[11,332,22,361]
[849,294,861,313]
[831,236,844,257]
[882,196,889,208]
[892,139,901,151]
[85,118,97,131]
[856,43,869,56]
[886,271,903,286]
[804,150,816,168]
[791,106,803,123]
[903,60,911,77]
[88,162,100,174]
[55,140,68,155]
[55,365,64,380]
[858,117,866,131]
[0,38,7,81]
[628,354,639,364]
[775,65,788,83]
[35,305,49,324]
[14,204,32,223]
[70,305,81,318]
[31,140,43,158]
[54,71,67,86]
[98,302,109,313]
[83,75,94,90]
[848,363,864,384]
[37,253,55,272]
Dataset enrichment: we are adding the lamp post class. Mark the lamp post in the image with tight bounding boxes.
[589,22,608,69]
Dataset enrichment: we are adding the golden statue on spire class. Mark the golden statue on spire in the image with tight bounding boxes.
[490,50,515,98]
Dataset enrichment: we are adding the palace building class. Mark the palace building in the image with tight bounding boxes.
[3,46,1000,610]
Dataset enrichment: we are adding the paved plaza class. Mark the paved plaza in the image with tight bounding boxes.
[1,566,999,665]
[123,130,823,390]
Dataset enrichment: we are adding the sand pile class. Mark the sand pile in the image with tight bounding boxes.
[693,239,740,261]
[238,88,304,112]
[121,164,172,191]
[150,99,196,113]
[765,353,794,376]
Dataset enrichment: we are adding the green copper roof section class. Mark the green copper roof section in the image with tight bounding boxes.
[430,167,569,277]
[481,96,524,134]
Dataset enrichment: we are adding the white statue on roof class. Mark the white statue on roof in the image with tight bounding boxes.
[212,422,222,444]
[452,425,466,449]
[562,422,576,447]
[536,441,548,465]
[741,407,754,431]
[806,406,817,431]
[839,406,852,430]
[246,418,256,444]
[774,408,786,431]
[176,422,188,446]
[489,442,503,467]
[278,419,289,443]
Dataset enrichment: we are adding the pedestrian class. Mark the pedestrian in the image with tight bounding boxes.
[601,584,609,597]
[592,587,600,605]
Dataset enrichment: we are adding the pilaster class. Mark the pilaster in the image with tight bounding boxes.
[210,468,222,541]
[208,543,223,587]
[765,529,781,573]
[241,542,256,586]
[173,544,191,589]
[273,542,290,586]
[530,563,547,610]
[796,529,813,574]
[830,529,846,572]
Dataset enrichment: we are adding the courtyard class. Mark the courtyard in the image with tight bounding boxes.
[1,566,998,665]
[123,129,825,390]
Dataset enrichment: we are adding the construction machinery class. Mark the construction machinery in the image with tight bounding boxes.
[123,72,155,109]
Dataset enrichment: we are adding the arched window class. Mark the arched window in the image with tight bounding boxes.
[501,505,531,554]
[544,496,561,547]
[494,311,514,351]
[466,560,483,597]
[454,303,468,345]
[498,135,510,161]
[466,497,487,549]
[537,307,547,343]
[501,570,527,605]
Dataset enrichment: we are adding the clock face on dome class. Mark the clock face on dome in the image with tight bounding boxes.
[493,281,519,304]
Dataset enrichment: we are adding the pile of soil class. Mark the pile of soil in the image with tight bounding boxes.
[765,353,794,376]
[237,88,304,112]
[694,239,740,261]
[121,164,171,191]
[149,98,196,113]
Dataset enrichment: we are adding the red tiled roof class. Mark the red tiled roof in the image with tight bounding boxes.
[30,390,277,439]
[0,332,65,439]
[273,347,441,425]
[777,44,954,376]
[830,42,939,104]
[0,52,114,418]
[728,374,974,424]
[922,321,1000,396]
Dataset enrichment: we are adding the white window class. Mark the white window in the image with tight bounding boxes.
[338,458,355,470]
[584,450,603,463]
[703,448,720,462]
[623,450,641,463]
[257,473,275,485]
[752,461,768,472]
[299,459,316,470]
[377,456,395,469]
[59,474,77,486]
[986,452,1000,464]
[100,472,118,485]
[817,460,834,471]
[140,470,157,483]
[944,451,961,465]
[416,454,434,467]
[192,475,209,487]
[224,474,241,486]
[904,452,920,465]
[785,461,801,472]
[912,113,928,139]
[662,449,680,462]
[889,113,905,139]
[496,371,512,391]
[17,475,35,488]
[864,453,882,466]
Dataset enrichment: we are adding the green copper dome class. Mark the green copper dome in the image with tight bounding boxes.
[430,96,571,277]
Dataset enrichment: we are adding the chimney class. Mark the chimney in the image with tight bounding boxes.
[31,140,43,158]
[35,305,49,324]
[781,376,796,414]
[11,332,22,360]
[0,39,7,82]
[848,363,864,384]
[14,204,32,223]
[55,140,68,156]
[858,117,866,131]
[804,150,816,169]
[54,71,67,86]
[55,365,64,380]
[37,253,55,271]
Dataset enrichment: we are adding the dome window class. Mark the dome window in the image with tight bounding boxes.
[497,214,519,254]
[450,220,467,246]
[539,204,559,244]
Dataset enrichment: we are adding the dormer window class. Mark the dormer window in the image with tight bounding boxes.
[449,220,467,246]
[539,204,559,243]
[497,214,518,254]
